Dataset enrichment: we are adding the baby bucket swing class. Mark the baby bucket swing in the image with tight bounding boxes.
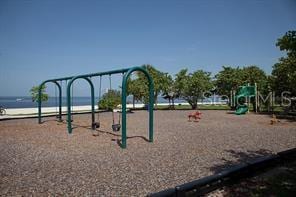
[109,74,121,132]
[92,76,101,129]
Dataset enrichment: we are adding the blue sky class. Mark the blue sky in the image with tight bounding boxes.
[0,0,295,96]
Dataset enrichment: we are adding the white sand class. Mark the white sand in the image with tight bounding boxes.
[0,106,93,119]
[0,104,147,119]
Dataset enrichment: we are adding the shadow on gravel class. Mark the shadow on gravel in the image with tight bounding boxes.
[114,136,150,147]
[71,123,92,130]
[213,157,296,196]
[56,120,151,146]
[42,119,62,123]
[209,149,272,174]
[95,129,148,140]
[256,112,296,122]
[276,115,296,122]
[93,129,150,147]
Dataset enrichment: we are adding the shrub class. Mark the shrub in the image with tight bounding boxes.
[98,89,121,110]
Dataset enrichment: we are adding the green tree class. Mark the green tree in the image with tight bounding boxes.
[161,73,177,109]
[271,30,296,110]
[241,66,267,91]
[30,85,49,102]
[214,66,244,100]
[127,78,145,108]
[276,30,296,57]
[241,65,268,111]
[137,65,166,107]
[175,69,213,109]
[271,31,296,97]
[215,65,268,109]
[98,89,121,110]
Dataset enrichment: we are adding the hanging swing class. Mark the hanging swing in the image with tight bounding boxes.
[109,74,121,132]
[92,76,100,129]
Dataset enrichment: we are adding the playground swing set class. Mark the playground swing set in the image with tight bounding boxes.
[37,66,154,149]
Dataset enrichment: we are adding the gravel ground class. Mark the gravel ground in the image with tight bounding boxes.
[0,110,295,196]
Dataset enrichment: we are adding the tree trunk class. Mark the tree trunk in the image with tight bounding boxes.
[191,103,197,110]
[252,100,256,112]
[172,98,175,109]
[228,93,232,107]
[133,96,135,109]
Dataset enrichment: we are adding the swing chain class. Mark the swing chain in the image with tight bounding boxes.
[92,76,101,129]
[109,74,121,132]
[54,82,58,115]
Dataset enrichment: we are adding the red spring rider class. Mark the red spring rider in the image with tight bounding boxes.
[188,111,202,122]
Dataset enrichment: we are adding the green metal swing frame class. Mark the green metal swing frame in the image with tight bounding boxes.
[38,66,154,149]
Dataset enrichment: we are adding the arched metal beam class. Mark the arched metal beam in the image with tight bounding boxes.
[121,66,154,148]
[38,80,62,123]
[66,76,95,134]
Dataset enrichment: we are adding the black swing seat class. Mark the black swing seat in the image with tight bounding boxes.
[92,122,100,129]
[55,115,63,122]
[112,124,121,132]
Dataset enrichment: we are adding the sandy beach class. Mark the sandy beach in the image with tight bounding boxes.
[1,104,146,119]
[0,106,94,119]
[0,102,229,120]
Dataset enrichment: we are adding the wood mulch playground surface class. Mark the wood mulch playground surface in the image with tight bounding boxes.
[0,110,295,196]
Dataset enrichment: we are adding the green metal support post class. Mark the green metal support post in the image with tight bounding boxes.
[66,77,95,134]
[38,80,62,123]
[121,67,154,148]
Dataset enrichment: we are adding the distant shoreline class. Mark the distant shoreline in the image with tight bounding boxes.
[0,96,227,109]
[0,96,186,109]
[1,102,228,118]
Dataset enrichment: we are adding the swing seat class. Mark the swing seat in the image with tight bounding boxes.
[112,124,121,132]
[92,122,100,129]
[56,115,63,121]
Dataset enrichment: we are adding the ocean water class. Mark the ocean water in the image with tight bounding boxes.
[0,96,225,109]
[0,96,97,109]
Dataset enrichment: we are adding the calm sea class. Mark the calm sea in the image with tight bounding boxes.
[0,96,225,109]
[0,96,95,109]
[0,96,185,109]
